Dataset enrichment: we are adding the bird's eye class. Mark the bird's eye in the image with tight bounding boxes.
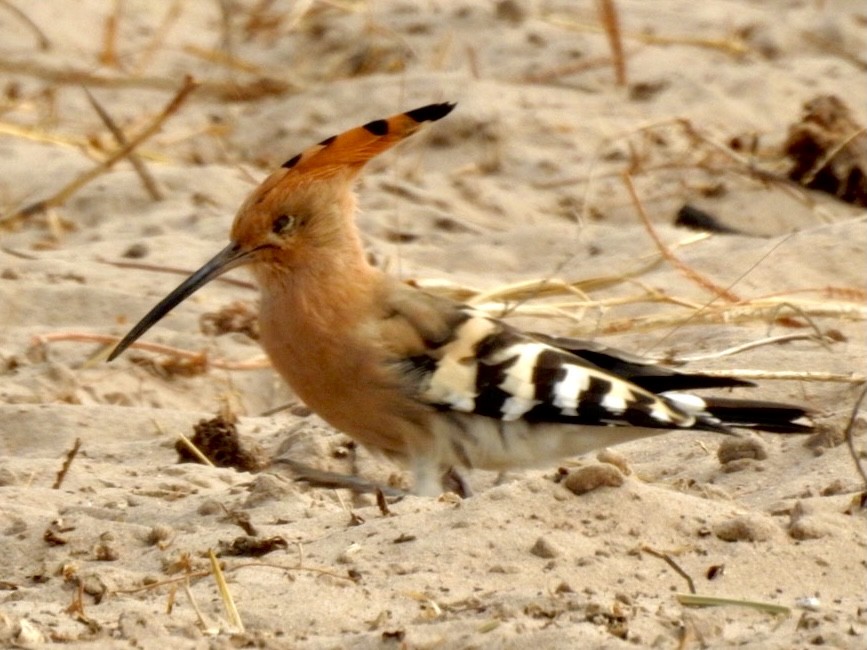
[272,214,295,235]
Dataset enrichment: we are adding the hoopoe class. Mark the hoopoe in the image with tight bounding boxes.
[109,102,812,496]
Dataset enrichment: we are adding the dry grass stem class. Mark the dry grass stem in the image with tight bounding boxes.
[112,560,354,596]
[521,56,611,84]
[177,433,216,468]
[1,76,198,227]
[96,257,256,289]
[418,265,864,339]
[800,30,867,72]
[677,333,832,362]
[100,0,121,68]
[597,0,626,86]
[597,301,865,335]
[0,56,294,99]
[84,88,162,200]
[216,0,236,83]
[673,118,836,222]
[182,578,213,632]
[209,549,245,633]
[684,369,865,384]
[31,332,270,370]
[623,171,739,302]
[0,121,165,163]
[0,0,51,50]
[182,44,264,74]
[285,0,318,32]
[133,0,183,74]
[676,593,790,615]
[844,384,867,490]
[543,12,749,57]
[800,126,867,187]
[538,116,836,223]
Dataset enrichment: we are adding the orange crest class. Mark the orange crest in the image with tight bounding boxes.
[280,102,455,182]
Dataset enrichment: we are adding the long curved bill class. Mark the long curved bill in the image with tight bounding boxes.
[108,242,252,361]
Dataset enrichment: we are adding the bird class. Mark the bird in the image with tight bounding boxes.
[108,102,812,496]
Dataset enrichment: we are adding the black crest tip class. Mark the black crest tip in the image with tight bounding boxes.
[281,153,302,169]
[404,102,456,125]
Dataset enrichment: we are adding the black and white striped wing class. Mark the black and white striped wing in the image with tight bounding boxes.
[413,311,714,430]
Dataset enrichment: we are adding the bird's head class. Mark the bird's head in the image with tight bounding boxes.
[107,102,455,361]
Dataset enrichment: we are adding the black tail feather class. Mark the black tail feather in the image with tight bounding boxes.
[532,333,755,393]
[701,396,813,434]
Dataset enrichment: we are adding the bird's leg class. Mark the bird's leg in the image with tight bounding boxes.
[410,455,447,497]
[272,457,407,498]
[442,466,473,498]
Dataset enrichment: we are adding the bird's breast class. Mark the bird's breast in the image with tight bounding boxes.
[256,283,431,456]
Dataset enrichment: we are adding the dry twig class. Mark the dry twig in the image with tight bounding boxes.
[30,332,269,370]
[844,384,867,491]
[0,56,293,100]
[83,88,162,200]
[597,0,626,86]
[0,0,50,50]
[623,171,739,302]
[1,76,197,227]
[52,438,82,489]
[642,546,696,594]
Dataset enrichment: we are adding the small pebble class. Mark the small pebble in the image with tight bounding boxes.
[819,479,847,496]
[16,619,44,645]
[93,542,119,561]
[717,436,768,464]
[122,242,149,259]
[596,448,631,475]
[795,596,821,611]
[197,499,223,516]
[529,536,562,559]
[244,473,296,507]
[788,500,836,540]
[495,0,527,25]
[713,514,778,542]
[337,542,362,564]
[563,464,625,495]
[720,458,762,474]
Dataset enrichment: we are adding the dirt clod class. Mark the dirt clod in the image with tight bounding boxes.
[177,415,266,472]
[784,95,867,207]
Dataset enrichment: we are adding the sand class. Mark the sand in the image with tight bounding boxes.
[0,1,866,647]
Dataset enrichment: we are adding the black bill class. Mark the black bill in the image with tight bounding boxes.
[108,242,252,361]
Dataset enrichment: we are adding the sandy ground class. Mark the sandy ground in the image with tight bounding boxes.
[1,1,866,648]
